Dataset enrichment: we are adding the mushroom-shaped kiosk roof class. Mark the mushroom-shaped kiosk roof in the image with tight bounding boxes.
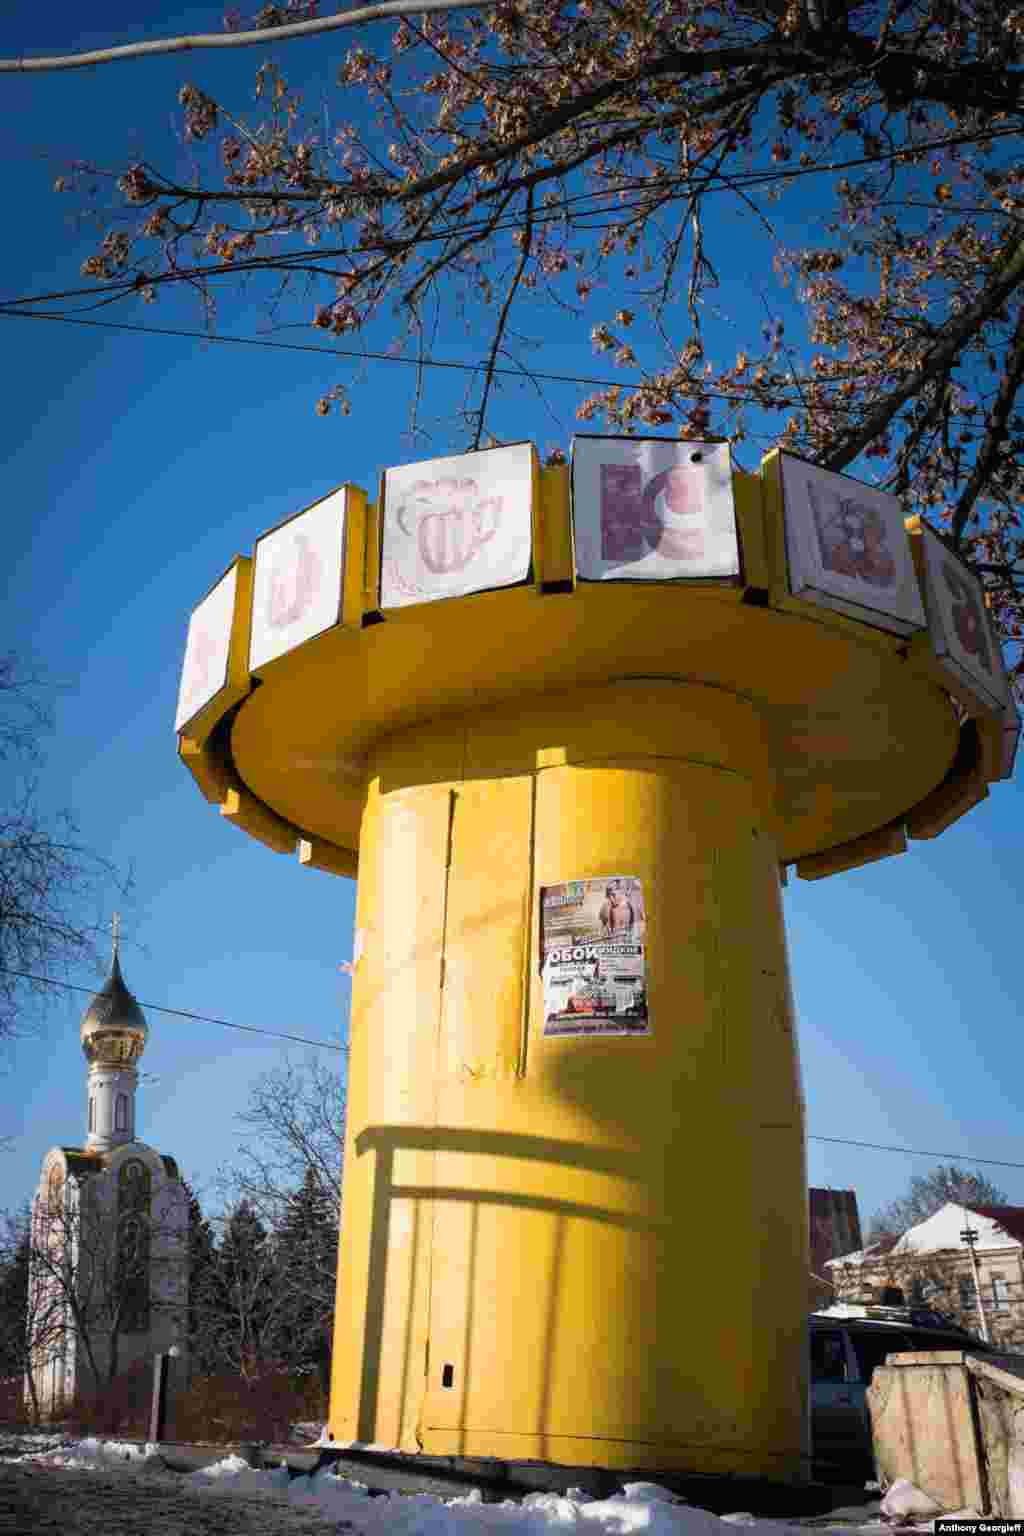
[174,439,1017,881]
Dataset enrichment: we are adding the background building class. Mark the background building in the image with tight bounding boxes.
[25,924,189,1418]
[809,1188,863,1309]
[827,1201,1024,1347]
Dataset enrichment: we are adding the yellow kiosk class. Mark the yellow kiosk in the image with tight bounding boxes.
[175,436,1017,1484]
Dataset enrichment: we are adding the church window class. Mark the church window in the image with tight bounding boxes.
[47,1166,64,1216]
[88,1097,95,1133]
[115,1094,128,1132]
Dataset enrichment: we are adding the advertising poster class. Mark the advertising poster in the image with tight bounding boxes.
[918,520,1011,716]
[380,442,534,609]
[250,487,347,672]
[540,876,649,1038]
[571,436,739,581]
[174,564,237,733]
[778,453,925,635]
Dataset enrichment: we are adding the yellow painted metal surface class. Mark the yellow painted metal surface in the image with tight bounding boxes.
[298,836,359,880]
[328,684,807,1478]
[220,785,297,854]
[227,582,959,868]
[178,734,235,807]
[795,818,906,881]
[538,464,574,590]
[907,720,990,840]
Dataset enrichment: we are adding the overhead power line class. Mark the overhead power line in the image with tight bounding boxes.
[2,966,346,1054]
[6,967,1024,1174]
[0,304,644,390]
[810,1135,1024,1173]
[0,305,864,414]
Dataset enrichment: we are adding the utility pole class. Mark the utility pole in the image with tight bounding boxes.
[960,1212,990,1343]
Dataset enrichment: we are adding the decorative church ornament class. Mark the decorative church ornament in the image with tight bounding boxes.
[916,519,1012,715]
[770,451,926,635]
[250,487,349,672]
[571,435,740,581]
[380,441,536,609]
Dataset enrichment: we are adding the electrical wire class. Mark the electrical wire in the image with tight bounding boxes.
[0,305,648,390]
[5,967,1024,1175]
[0,305,863,415]
[1,966,346,1054]
[810,1136,1024,1173]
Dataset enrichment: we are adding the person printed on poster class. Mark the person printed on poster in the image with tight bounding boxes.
[599,880,636,936]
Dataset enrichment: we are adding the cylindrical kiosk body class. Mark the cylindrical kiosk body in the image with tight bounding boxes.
[330,680,807,1478]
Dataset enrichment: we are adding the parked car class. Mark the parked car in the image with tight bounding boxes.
[810,1305,1000,1475]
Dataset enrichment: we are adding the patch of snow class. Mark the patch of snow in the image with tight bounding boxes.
[620,1484,686,1504]
[3,1429,902,1536]
[879,1480,944,1520]
[16,1434,162,1470]
[317,1437,403,1451]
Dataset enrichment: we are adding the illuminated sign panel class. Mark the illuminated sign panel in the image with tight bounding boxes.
[174,564,237,733]
[572,435,739,581]
[778,453,925,635]
[250,488,347,672]
[918,520,1011,715]
[380,442,535,609]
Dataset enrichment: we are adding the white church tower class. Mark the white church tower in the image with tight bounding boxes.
[83,916,146,1149]
[26,920,189,1420]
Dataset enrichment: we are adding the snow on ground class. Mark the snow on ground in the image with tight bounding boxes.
[0,1433,912,1536]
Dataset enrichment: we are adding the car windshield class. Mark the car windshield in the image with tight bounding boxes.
[848,1329,915,1385]
[811,1328,848,1383]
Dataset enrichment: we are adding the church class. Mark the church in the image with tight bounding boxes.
[26,922,189,1418]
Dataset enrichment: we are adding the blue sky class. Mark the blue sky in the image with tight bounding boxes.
[3,3,1023,1240]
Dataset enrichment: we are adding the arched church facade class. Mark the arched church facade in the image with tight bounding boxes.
[26,923,189,1419]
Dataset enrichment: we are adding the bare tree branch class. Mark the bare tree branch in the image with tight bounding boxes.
[824,238,1024,486]
[0,1,483,75]
[950,305,1024,545]
[471,188,533,448]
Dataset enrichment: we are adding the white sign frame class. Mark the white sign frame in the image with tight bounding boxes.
[778,453,925,636]
[250,487,348,672]
[918,519,1011,715]
[571,435,739,582]
[380,442,534,610]
[174,563,237,733]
